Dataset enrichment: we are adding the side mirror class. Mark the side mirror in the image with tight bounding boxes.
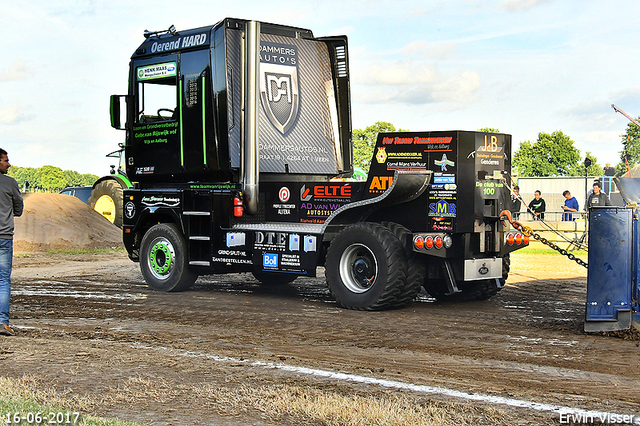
[110,95,129,130]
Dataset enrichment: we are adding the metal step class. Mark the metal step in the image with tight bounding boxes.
[189,260,211,267]
[189,236,211,241]
[232,222,324,234]
[183,211,211,216]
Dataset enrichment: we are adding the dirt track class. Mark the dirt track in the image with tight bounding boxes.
[2,249,640,425]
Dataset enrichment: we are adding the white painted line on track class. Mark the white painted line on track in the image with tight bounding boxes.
[131,343,640,424]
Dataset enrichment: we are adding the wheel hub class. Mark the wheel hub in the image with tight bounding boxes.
[149,239,174,278]
[339,243,378,293]
[353,257,374,285]
[94,195,116,223]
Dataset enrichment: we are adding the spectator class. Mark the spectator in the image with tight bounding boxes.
[561,190,579,221]
[511,185,522,220]
[604,163,615,176]
[587,181,611,210]
[0,148,23,336]
[528,190,546,220]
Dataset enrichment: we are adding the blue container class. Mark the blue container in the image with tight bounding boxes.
[584,207,635,332]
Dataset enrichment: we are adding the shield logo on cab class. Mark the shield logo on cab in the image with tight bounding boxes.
[259,41,300,135]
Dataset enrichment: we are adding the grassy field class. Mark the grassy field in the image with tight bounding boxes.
[0,377,144,426]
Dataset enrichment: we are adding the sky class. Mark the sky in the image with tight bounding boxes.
[2,0,640,176]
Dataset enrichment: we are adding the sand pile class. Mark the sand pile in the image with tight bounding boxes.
[13,193,123,252]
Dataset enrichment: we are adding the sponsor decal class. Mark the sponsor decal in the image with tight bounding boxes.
[428,199,457,217]
[313,185,351,199]
[468,135,504,164]
[218,249,247,257]
[189,183,241,190]
[263,253,279,269]
[300,184,312,201]
[124,201,135,219]
[478,263,489,275]
[298,184,351,203]
[386,161,427,171]
[375,147,387,163]
[434,154,455,171]
[136,166,155,175]
[433,176,455,184]
[475,180,503,196]
[431,184,458,191]
[368,176,393,193]
[289,234,300,251]
[141,195,180,207]
[254,231,317,253]
[148,33,208,54]
[260,42,299,134]
[255,231,287,251]
[226,232,246,248]
[137,62,177,81]
[381,136,452,152]
[281,253,301,267]
[278,187,291,203]
[211,256,252,265]
[387,152,422,160]
[304,235,317,252]
[431,217,454,231]
[133,122,179,145]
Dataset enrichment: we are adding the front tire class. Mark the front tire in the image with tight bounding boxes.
[326,222,407,310]
[88,179,124,228]
[140,223,197,292]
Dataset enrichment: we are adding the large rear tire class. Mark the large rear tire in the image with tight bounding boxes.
[381,222,425,308]
[325,222,407,310]
[88,179,124,228]
[140,223,197,292]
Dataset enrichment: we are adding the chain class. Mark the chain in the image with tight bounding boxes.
[499,176,589,268]
[507,218,588,268]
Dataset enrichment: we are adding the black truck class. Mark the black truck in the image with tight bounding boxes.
[109,18,527,310]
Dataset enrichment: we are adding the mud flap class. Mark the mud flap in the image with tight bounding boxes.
[443,260,460,296]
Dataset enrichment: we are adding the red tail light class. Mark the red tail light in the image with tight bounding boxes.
[434,236,443,249]
[414,236,424,249]
[507,233,515,245]
[425,236,434,249]
[515,233,523,245]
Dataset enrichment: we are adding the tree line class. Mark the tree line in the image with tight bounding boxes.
[352,121,640,177]
[8,165,98,192]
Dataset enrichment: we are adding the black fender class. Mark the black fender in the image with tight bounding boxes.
[321,170,432,238]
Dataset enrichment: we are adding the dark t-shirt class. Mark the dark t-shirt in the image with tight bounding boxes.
[587,192,610,209]
[528,197,546,219]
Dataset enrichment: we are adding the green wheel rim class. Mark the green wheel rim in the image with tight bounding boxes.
[148,237,175,280]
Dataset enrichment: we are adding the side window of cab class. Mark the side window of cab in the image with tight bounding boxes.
[135,62,178,123]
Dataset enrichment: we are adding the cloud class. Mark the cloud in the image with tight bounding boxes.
[0,60,34,82]
[401,40,429,55]
[354,60,481,106]
[401,40,457,60]
[328,26,355,36]
[498,0,553,12]
[0,103,34,125]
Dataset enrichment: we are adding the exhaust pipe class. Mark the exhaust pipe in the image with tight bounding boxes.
[241,20,260,215]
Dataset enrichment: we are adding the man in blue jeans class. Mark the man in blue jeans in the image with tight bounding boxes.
[0,148,23,336]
